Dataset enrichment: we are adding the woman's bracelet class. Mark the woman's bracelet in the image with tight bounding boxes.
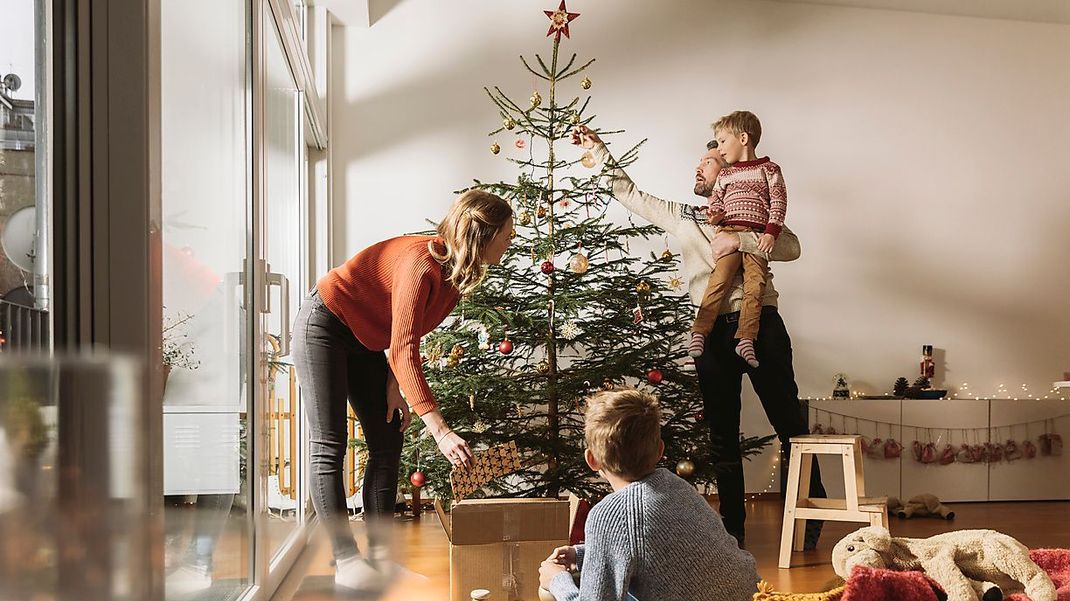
[434,429,453,443]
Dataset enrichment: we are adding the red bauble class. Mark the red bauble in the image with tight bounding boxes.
[409,470,426,488]
[498,339,514,354]
[540,261,555,274]
[646,369,663,384]
[695,410,705,421]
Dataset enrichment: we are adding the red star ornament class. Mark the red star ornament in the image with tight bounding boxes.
[544,1,580,41]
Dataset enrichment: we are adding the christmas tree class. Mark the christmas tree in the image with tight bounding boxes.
[365,1,773,503]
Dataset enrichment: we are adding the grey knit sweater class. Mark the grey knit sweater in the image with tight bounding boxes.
[548,468,760,601]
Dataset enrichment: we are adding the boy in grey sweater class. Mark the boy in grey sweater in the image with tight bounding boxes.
[538,389,760,601]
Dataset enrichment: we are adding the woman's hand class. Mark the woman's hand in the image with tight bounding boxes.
[385,371,412,432]
[422,409,473,467]
[539,560,568,590]
[570,125,600,149]
[436,431,473,468]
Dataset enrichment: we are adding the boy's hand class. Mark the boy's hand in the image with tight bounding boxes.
[570,125,600,149]
[539,560,568,590]
[706,209,725,225]
[757,233,776,254]
[546,545,577,569]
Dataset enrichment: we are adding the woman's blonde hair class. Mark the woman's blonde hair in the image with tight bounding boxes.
[431,189,513,296]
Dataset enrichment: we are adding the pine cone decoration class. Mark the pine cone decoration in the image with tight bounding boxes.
[893,377,910,397]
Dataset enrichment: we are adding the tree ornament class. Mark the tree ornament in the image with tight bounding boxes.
[537,359,550,374]
[676,459,696,478]
[636,280,651,294]
[504,118,517,130]
[498,339,514,355]
[602,379,615,390]
[559,198,571,208]
[518,210,533,226]
[632,303,644,324]
[490,142,501,155]
[409,470,426,488]
[580,150,597,168]
[536,205,547,218]
[515,138,526,149]
[661,249,674,261]
[450,344,465,358]
[543,0,580,41]
[569,112,581,125]
[540,261,556,274]
[446,355,460,368]
[668,276,683,290]
[695,410,705,422]
[530,91,542,107]
[646,368,663,385]
[560,321,581,340]
[568,252,589,274]
[580,76,592,90]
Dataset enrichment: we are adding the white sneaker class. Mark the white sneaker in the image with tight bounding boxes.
[334,555,386,592]
[166,564,212,598]
[380,561,429,583]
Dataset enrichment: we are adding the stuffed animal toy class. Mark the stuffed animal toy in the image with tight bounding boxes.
[1023,440,1038,459]
[884,438,903,459]
[957,443,978,464]
[887,493,955,520]
[938,444,956,465]
[868,437,885,460]
[832,527,1057,601]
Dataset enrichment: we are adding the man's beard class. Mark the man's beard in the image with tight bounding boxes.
[694,181,715,197]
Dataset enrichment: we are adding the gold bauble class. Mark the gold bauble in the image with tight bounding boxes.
[518,210,533,226]
[490,142,501,155]
[568,253,589,274]
[676,459,696,478]
[530,91,542,107]
[446,355,459,368]
[569,112,581,125]
[537,360,550,374]
[661,249,674,261]
[450,344,465,358]
[504,118,516,130]
[580,150,597,169]
[580,77,592,90]
[510,228,517,239]
[636,280,652,294]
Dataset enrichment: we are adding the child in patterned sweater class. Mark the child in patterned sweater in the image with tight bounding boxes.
[688,111,787,368]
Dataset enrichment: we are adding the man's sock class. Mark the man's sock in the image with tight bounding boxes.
[688,332,706,358]
[735,338,759,368]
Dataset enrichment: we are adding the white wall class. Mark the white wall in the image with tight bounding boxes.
[330,0,1070,491]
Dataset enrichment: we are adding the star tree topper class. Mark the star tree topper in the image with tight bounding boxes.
[544,0,580,41]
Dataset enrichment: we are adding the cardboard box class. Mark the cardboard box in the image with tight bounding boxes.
[436,498,569,601]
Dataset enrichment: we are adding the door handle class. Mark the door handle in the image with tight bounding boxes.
[266,271,291,356]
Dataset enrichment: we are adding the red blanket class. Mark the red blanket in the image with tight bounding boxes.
[842,549,1070,601]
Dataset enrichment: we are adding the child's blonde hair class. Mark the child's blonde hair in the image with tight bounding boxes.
[713,110,762,148]
[584,388,662,479]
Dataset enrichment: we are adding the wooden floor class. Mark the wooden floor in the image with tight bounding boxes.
[272,499,1070,600]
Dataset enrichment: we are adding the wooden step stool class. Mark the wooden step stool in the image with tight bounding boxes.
[778,434,889,568]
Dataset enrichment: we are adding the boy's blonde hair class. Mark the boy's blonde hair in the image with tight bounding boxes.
[713,110,762,148]
[584,388,663,480]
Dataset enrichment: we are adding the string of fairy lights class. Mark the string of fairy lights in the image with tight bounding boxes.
[807,382,1068,402]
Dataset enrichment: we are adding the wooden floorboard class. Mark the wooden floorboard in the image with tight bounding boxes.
[272,499,1070,600]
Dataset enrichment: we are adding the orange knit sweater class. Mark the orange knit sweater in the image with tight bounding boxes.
[317,236,459,416]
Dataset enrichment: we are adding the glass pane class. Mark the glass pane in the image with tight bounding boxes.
[0,355,149,600]
[160,0,251,598]
[0,0,51,350]
[263,14,304,560]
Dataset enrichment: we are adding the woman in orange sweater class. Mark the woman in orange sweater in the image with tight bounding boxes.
[292,190,513,590]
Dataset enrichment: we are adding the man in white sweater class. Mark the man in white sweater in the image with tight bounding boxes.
[571,126,826,549]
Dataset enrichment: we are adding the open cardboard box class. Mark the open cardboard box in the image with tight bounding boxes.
[435,497,569,601]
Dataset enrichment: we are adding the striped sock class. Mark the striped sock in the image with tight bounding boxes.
[735,339,759,368]
[688,333,706,358]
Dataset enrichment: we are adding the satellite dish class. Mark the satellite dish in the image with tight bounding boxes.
[1,206,37,272]
[2,73,22,94]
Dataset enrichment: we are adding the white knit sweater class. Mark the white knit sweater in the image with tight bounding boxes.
[592,142,801,314]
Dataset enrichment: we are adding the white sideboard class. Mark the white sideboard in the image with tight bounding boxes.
[807,399,1069,502]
